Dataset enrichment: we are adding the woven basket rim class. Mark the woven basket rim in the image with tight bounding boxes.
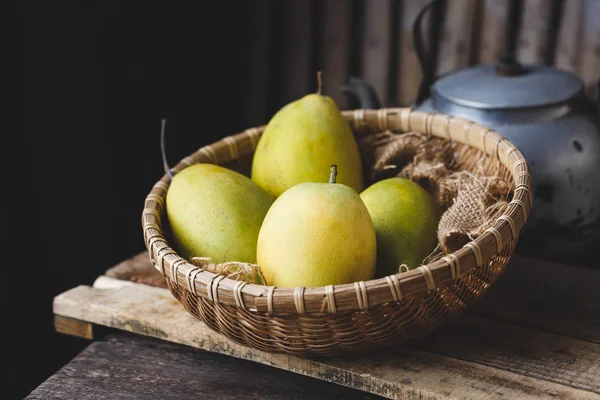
[142,108,532,316]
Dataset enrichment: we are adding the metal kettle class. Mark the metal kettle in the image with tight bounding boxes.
[343,0,600,264]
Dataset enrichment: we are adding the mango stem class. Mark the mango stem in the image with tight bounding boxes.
[317,71,323,95]
[161,118,174,179]
[329,164,338,184]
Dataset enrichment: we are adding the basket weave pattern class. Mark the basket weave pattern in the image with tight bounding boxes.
[142,108,532,356]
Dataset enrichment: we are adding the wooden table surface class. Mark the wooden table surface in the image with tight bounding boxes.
[26,332,380,399]
[36,251,600,399]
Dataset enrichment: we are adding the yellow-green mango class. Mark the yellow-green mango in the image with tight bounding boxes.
[257,166,376,288]
[251,93,363,197]
[360,178,441,277]
[165,164,275,263]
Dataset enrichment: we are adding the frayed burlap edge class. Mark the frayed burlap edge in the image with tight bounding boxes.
[362,130,514,267]
[191,257,266,285]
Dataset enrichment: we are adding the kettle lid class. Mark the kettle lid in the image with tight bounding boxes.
[431,64,583,110]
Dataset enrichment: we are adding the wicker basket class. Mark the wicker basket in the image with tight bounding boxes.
[142,108,532,356]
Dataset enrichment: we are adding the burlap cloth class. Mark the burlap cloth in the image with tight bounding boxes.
[359,130,512,261]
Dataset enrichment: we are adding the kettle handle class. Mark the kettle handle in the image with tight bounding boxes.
[413,0,440,107]
[340,77,382,109]
[340,0,439,110]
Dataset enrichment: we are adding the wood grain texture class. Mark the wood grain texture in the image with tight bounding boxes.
[27,333,377,400]
[409,314,600,393]
[53,274,600,399]
[477,0,509,65]
[516,0,553,64]
[396,0,429,106]
[319,0,352,110]
[106,252,166,288]
[580,0,600,98]
[361,0,394,105]
[471,254,600,343]
[435,0,478,76]
[554,0,584,73]
[54,315,94,340]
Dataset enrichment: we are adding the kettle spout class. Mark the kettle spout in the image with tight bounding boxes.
[340,77,382,109]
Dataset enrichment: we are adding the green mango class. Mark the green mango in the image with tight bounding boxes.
[257,166,376,288]
[251,92,363,197]
[165,164,275,263]
[360,178,441,277]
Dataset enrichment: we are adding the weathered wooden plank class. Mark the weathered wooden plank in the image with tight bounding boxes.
[554,0,584,73]
[93,275,139,290]
[319,0,352,110]
[54,315,94,340]
[409,314,600,393]
[54,281,600,399]
[435,0,478,76]
[580,0,600,99]
[85,276,600,392]
[27,333,377,400]
[477,0,509,65]
[105,252,600,343]
[471,254,600,343]
[396,0,430,107]
[361,0,394,105]
[516,0,553,64]
[105,252,166,288]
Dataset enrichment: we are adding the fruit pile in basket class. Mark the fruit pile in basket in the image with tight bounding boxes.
[162,73,443,288]
[145,70,532,355]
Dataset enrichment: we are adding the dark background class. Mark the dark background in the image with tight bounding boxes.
[20,1,352,397]
[19,2,258,398]
[17,0,599,398]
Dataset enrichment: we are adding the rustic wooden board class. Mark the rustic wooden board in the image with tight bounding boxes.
[318,0,352,110]
[470,255,600,343]
[54,258,600,399]
[477,0,509,65]
[105,252,167,288]
[395,0,431,107]
[554,0,584,73]
[361,0,394,106]
[580,0,600,99]
[435,0,477,76]
[54,315,94,340]
[516,0,554,65]
[27,333,378,400]
[408,314,600,393]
